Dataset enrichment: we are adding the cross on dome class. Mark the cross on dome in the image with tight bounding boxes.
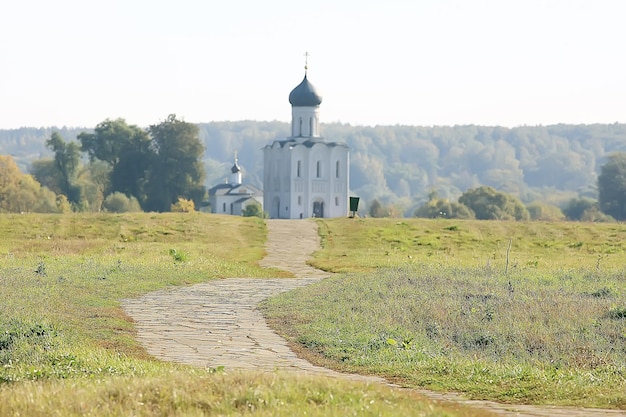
[231,151,241,173]
[289,52,322,107]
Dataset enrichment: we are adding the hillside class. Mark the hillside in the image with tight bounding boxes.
[2,122,625,214]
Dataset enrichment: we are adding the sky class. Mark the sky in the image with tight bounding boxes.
[1,0,625,129]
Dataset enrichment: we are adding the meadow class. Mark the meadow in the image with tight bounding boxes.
[261,218,626,409]
[0,213,485,416]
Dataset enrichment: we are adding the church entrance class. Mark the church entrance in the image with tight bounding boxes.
[272,197,280,219]
[313,201,324,218]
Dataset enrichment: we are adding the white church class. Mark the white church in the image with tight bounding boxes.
[208,157,263,215]
[263,69,350,219]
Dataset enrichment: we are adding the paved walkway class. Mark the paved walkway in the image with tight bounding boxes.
[122,219,625,417]
[122,220,383,382]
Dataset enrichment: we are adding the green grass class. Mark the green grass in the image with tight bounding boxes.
[311,218,626,272]
[0,213,280,364]
[0,370,481,417]
[261,218,626,409]
[0,213,482,416]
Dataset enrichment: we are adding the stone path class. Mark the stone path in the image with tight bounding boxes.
[122,219,625,416]
[122,220,383,382]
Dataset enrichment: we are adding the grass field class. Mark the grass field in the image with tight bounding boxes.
[261,218,626,409]
[312,218,626,272]
[0,213,485,416]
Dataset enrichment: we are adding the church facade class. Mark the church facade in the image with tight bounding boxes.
[263,72,349,219]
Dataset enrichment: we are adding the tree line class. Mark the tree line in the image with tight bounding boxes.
[1,116,205,213]
[2,121,626,217]
[367,152,626,222]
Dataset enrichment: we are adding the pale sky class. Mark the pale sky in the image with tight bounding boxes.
[1,0,625,129]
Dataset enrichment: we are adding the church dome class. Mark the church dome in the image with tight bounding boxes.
[231,158,241,173]
[288,75,322,107]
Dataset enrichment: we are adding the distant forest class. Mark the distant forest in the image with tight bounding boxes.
[2,122,625,215]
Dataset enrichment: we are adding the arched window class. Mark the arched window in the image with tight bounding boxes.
[298,195,302,206]
[297,160,302,177]
[222,202,226,212]
[316,160,321,178]
[335,160,340,178]
[335,196,339,206]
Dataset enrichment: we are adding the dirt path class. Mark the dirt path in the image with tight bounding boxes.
[122,219,624,417]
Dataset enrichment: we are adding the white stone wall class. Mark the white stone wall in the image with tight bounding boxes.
[291,106,320,138]
[263,139,348,219]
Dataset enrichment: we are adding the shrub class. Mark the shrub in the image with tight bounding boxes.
[562,197,597,220]
[242,202,268,218]
[459,186,529,220]
[56,195,73,213]
[369,198,403,218]
[414,198,474,219]
[171,197,195,213]
[606,307,626,320]
[103,192,142,213]
[526,201,565,221]
[168,248,188,262]
[580,207,615,222]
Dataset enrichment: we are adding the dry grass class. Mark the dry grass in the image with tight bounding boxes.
[0,213,486,416]
[0,370,492,417]
[262,218,626,409]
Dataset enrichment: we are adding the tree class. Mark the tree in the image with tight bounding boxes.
[598,152,626,220]
[81,159,112,211]
[30,159,64,194]
[46,132,82,205]
[78,119,151,203]
[0,155,58,213]
[562,197,597,221]
[459,186,529,220]
[144,115,206,212]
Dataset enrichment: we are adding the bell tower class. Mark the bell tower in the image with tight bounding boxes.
[263,54,349,219]
[288,53,323,140]
[230,154,242,185]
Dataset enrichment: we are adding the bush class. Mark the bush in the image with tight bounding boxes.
[369,198,403,218]
[242,202,268,218]
[103,192,142,213]
[55,195,72,213]
[580,207,615,222]
[459,186,529,220]
[171,197,195,213]
[562,197,597,220]
[414,198,474,219]
[526,201,565,221]
[168,248,188,262]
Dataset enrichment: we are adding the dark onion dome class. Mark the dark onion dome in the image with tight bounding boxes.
[288,75,322,106]
[231,158,241,173]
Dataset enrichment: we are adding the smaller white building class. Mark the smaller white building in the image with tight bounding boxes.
[208,158,263,215]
